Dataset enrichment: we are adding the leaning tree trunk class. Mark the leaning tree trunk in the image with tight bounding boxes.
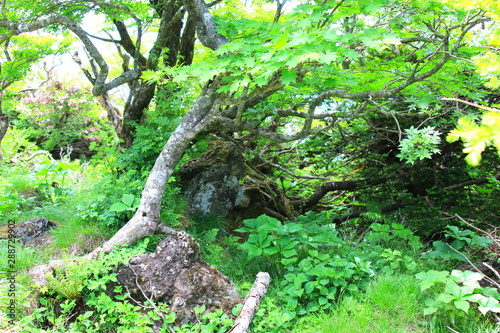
[97,0,227,251]
[29,0,228,286]
[29,79,224,285]
[97,81,222,252]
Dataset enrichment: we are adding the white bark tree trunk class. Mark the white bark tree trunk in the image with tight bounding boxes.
[29,79,223,285]
[97,80,223,252]
[229,272,271,333]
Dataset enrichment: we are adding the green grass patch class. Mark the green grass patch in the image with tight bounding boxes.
[0,240,45,272]
[294,274,426,333]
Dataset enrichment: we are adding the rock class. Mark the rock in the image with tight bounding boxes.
[116,230,241,324]
[1,217,58,244]
[178,140,246,218]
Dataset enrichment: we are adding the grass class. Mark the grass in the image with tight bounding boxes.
[292,273,500,333]
[0,240,45,272]
[293,274,426,333]
[0,159,113,303]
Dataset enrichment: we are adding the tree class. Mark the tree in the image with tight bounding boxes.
[440,0,500,166]
[1,0,488,283]
[1,0,198,148]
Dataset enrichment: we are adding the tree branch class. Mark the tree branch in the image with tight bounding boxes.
[221,133,330,180]
[442,97,500,113]
[291,181,362,210]
[87,32,121,43]
[444,174,500,191]
[0,15,141,95]
[331,201,414,224]
[228,272,270,333]
[183,0,227,50]
[114,20,148,67]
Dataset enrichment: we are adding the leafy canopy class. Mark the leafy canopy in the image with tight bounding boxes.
[442,0,500,165]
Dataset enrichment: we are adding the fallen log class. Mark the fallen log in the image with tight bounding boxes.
[228,272,270,333]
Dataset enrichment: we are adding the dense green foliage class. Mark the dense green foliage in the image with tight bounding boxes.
[1,0,500,331]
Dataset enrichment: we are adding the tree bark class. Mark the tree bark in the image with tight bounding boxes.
[119,81,157,148]
[0,111,8,162]
[229,272,270,333]
[97,79,224,252]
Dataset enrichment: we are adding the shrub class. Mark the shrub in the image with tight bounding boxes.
[16,79,116,154]
[236,213,423,318]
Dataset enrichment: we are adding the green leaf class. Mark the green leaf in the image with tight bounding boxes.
[258,233,273,248]
[194,305,206,314]
[263,247,279,255]
[344,49,360,61]
[322,51,339,64]
[287,297,298,310]
[248,247,262,258]
[415,270,450,291]
[463,294,485,303]
[304,281,316,293]
[280,69,298,85]
[436,293,455,304]
[444,281,470,298]
[109,202,130,212]
[278,223,303,234]
[281,257,298,266]
[453,299,470,313]
[423,306,439,316]
[121,194,136,207]
[347,284,359,292]
[362,0,385,13]
[370,223,390,232]
[83,311,94,318]
[478,297,500,315]
[482,287,500,298]
[273,33,289,50]
[318,296,328,305]
[281,249,298,258]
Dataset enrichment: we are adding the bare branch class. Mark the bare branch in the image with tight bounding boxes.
[223,134,330,180]
[229,272,270,333]
[445,243,500,289]
[87,32,121,44]
[183,0,227,50]
[442,97,500,113]
[0,4,144,95]
[443,174,500,191]
[128,264,167,321]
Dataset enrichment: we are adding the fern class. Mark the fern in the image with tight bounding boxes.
[45,266,83,300]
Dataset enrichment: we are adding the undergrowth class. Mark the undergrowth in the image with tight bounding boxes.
[1,146,500,332]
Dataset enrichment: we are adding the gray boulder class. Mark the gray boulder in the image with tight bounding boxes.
[11,217,57,243]
[179,140,246,218]
[116,230,241,324]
